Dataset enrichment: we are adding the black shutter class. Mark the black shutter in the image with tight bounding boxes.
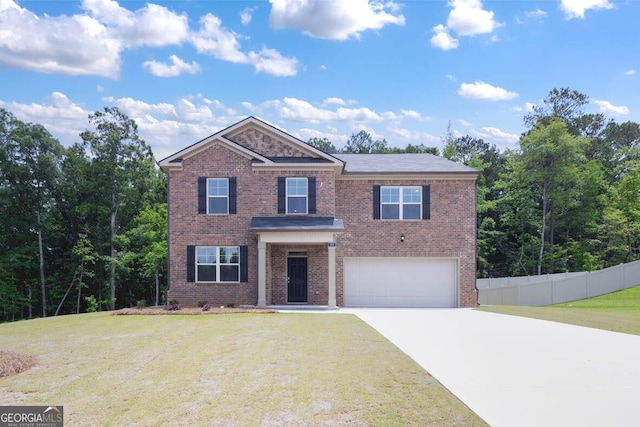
[198,177,207,214]
[373,185,381,220]
[277,177,286,214]
[422,185,431,220]
[308,176,316,214]
[240,245,248,282]
[229,177,237,214]
[187,245,196,282]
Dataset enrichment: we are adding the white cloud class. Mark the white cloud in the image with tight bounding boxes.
[474,126,519,144]
[446,74,457,81]
[103,96,177,118]
[99,95,243,159]
[268,0,405,40]
[191,14,251,63]
[191,14,298,76]
[512,102,536,112]
[241,101,259,113]
[322,97,357,107]
[430,0,500,50]
[517,8,547,23]
[430,24,459,50]
[323,97,347,106]
[0,0,189,78]
[247,48,298,77]
[294,128,348,146]
[176,98,213,122]
[560,0,613,19]
[97,85,105,93]
[624,69,636,76]
[277,97,384,123]
[458,81,518,101]
[200,97,236,115]
[387,127,440,144]
[401,110,423,121]
[0,0,297,78]
[320,64,327,71]
[447,0,501,37]
[526,9,547,19]
[0,92,90,143]
[0,0,122,77]
[593,99,629,116]
[82,0,189,48]
[240,6,257,25]
[459,119,473,127]
[143,55,200,77]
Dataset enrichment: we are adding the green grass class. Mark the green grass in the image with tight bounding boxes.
[478,285,640,335]
[554,285,640,310]
[0,312,485,426]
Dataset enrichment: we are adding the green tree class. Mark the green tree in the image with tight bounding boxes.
[307,137,337,154]
[507,119,585,274]
[80,107,157,310]
[344,130,388,153]
[524,88,593,135]
[0,109,64,317]
[604,161,640,261]
[121,204,168,306]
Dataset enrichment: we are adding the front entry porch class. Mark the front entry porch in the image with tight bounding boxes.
[250,217,343,308]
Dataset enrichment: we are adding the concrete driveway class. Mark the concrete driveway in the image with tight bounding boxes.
[346,308,640,427]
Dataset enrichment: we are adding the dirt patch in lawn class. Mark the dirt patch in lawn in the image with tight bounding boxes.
[113,307,277,315]
[0,350,37,377]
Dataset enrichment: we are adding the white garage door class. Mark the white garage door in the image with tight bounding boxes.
[344,257,457,308]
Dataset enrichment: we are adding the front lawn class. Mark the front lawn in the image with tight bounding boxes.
[478,285,640,335]
[0,312,485,426]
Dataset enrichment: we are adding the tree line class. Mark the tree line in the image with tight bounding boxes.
[312,88,640,278]
[1,107,167,321]
[1,87,639,321]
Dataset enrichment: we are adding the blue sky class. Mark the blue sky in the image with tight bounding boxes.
[0,0,638,160]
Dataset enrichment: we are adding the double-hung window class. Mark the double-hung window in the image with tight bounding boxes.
[207,178,229,214]
[381,186,422,220]
[286,177,308,214]
[196,246,240,282]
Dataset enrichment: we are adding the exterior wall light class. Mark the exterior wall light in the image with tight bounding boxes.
[400,234,405,242]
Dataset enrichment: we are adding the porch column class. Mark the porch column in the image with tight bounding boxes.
[328,242,336,308]
[257,241,267,307]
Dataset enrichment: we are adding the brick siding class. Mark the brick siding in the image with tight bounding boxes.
[166,127,477,308]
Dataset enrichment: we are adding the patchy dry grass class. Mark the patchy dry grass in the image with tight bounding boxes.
[478,285,640,336]
[0,350,37,377]
[0,312,485,426]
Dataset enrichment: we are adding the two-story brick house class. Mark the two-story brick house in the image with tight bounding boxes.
[158,117,479,308]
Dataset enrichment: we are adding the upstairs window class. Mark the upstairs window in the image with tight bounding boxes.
[207,178,229,214]
[380,186,422,220]
[198,177,237,215]
[286,177,308,214]
[277,176,316,214]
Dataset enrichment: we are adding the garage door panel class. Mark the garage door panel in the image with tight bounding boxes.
[344,257,457,308]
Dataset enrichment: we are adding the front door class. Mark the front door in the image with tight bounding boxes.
[287,257,308,303]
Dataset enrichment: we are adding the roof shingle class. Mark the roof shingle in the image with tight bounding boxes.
[334,153,478,174]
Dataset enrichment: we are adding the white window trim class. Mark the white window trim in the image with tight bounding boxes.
[286,177,308,215]
[207,178,229,215]
[381,186,422,220]
[196,246,240,283]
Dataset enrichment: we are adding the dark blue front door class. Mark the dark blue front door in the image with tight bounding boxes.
[287,257,308,303]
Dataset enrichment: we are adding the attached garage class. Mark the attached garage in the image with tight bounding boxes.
[343,257,458,308]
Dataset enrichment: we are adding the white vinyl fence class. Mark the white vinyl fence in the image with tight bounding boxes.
[477,260,640,306]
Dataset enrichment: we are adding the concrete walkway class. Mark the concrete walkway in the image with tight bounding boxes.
[345,308,640,427]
